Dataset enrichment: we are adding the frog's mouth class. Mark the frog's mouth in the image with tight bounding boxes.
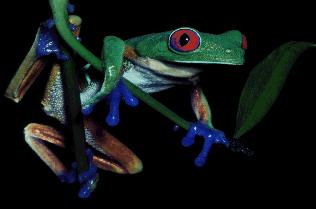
[128,54,245,80]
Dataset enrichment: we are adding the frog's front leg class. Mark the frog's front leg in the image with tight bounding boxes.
[82,36,138,126]
[82,36,124,108]
[182,86,229,167]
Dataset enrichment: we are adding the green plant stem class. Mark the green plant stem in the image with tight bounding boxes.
[49,0,190,130]
[61,50,89,174]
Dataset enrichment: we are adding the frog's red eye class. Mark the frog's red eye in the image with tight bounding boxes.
[169,28,201,52]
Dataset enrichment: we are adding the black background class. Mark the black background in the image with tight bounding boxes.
[1,0,315,206]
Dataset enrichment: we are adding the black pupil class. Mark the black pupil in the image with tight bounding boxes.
[179,33,190,47]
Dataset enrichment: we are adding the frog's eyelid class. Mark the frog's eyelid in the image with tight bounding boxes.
[170,27,199,35]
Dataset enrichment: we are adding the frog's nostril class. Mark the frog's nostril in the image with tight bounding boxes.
[242,34,247,50]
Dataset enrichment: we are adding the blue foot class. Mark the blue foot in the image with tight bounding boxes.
[80,79,138,126]
[106,85,121,126]
[78,173,99,198]
[36,19,69,61]
[182,121,229,167]
[105,79,138,126]
[77,149,98,198]
[36,15,81,61]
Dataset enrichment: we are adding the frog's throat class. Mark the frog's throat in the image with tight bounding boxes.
[128,57,202,79]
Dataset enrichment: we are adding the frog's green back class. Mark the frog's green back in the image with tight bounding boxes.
[125,28,245,65]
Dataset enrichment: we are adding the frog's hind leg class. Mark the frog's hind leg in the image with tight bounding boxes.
[84,118,143,174]
[24,121,142,181]
[24,123,76,182]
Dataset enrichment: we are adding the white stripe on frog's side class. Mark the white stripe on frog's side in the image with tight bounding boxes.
[123,58,201,93]
[80,80,102,107]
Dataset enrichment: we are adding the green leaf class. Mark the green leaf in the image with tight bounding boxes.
[234,41,315,139]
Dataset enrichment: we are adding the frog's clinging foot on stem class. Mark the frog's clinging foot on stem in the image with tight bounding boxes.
[58,148,99,198]
[182,121,229,167]
[81,78,139,126]
[105,79,139,126]
[76,149,99,198]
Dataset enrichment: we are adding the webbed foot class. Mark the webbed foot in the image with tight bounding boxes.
[182,121,229,167]
[105,79,138,126]
[82,79,138,126]
[77,149,98,198]
[60,149,98,198]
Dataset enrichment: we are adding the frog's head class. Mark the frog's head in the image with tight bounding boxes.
[127,27,247,64]
[125,27,247,78]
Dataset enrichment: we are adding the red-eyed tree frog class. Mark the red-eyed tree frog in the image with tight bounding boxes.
[5,0,248,198]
